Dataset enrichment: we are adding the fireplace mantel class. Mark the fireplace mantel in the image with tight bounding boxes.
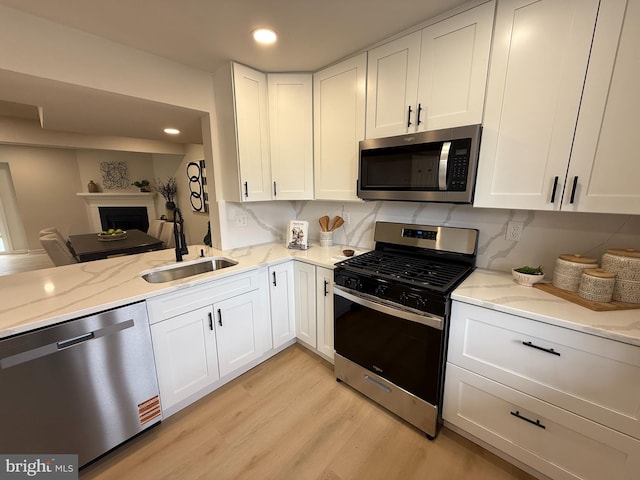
[77,192,157,231]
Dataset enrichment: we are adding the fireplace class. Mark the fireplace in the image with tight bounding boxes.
[77,193,157,232]
[99,206,149,232]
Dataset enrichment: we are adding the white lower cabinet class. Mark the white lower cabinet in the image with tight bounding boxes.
[268,261,296,349]
[294,261,317,349]
[150,306,220,411]
[445,365,640,480]
[214,289,271,377]
[315,266,334,360]
[148,268,271,415]
[294,262,334,361]
[444,301,640,479]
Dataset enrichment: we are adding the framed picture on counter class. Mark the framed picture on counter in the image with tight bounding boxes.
[287,220,309,250]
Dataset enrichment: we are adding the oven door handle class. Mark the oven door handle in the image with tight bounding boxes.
[334,286,443,330]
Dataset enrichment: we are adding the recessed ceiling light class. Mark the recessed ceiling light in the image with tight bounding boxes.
[163,128,180,135]
[252,28,277,45]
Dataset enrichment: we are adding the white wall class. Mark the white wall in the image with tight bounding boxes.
[0,145,90,251]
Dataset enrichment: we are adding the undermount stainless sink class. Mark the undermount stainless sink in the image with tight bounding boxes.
[141,257,238,283]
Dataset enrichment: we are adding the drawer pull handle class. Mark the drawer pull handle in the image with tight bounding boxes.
[522,341,560,356]
[364,374,392,393]
[217,308,223,327]
[510,410,546,429]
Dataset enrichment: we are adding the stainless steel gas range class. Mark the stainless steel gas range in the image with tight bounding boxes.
[333,222,478,438]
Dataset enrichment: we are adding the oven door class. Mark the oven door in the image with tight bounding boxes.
[333,286,444,405]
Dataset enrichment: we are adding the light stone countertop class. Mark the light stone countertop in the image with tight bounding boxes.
[453,269,640,347]
[0,242,365,340]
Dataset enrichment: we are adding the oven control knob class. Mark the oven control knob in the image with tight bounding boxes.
[399,292,409,304]
[416,297,428,309]
[374,285,387,296]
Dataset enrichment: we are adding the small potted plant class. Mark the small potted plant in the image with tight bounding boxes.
[153,177,178,220]
[132,179,151,192]
[512,265,545,286]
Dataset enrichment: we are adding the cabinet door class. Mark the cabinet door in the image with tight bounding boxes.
[445,364,640,480]
[366,31,421,139]
[566,0,640,214]
[233,63,272,202]
[314,53,366,201]
[315,266,334,360]
[214,289,271,378]
[268,73,314,200]
[417,1,494,131]
[269,262,296,349]
[473,0,600,210]
[294,261,317,349]
[448,301,640,440]
[150,306,220,411]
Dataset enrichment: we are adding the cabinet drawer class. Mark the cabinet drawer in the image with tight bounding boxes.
[444,364,640,480]
[146,268,264,323]
[449,301,640,439]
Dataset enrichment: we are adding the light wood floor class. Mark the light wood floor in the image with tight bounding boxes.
[81,344,536,480]
[0,252,54,276]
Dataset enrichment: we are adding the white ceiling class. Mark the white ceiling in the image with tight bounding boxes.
[0,0,469,144]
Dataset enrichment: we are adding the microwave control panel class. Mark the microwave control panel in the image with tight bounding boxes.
[448,139,472,190]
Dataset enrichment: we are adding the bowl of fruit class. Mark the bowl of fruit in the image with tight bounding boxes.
[512,265,545,286]
[98,228,127,241]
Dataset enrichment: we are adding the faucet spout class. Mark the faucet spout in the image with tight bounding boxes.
[173,208,189,262]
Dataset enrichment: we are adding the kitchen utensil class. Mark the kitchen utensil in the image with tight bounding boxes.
[329,216,344,231]
[319,216,330,232]
[320,231,333,247]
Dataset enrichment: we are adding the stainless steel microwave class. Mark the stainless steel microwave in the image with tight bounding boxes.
[357,124,481,203]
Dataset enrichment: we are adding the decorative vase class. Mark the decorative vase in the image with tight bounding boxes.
[88,180,99,193]
[165,201,176,222]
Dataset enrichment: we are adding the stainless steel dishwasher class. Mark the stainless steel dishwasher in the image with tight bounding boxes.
[0,301,161,467]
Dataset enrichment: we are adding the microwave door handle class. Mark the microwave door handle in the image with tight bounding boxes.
[438,141,451,190]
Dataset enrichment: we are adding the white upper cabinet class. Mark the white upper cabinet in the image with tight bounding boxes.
[366,31,421,139]
[566,0,640,214]
[417,1,494,131]
[474,0,601,211]
[313,53,367,201]
[214,62,272,202]
[366,1,494,139]
[268,73,314,200]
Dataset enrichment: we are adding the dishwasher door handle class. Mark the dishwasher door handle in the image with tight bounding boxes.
[57,332,95,350]
[1,319,134,369]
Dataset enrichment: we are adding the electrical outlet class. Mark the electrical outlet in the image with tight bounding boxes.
[236,215,248,227]
[506,221,523,241]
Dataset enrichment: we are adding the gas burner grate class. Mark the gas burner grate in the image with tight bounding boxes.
[338,251,470,290]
